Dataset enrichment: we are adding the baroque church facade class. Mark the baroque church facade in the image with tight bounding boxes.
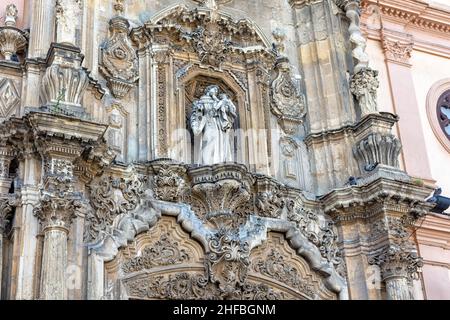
[0,0,448,300]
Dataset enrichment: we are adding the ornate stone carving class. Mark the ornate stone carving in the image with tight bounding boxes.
[124,272,289,300]
[350,68,379,115]
[253,249,315,297]
[186,165,252,227]
[33,192,83,230]
[100,16,138,99]
[0,78,20,118]
[271,57,306,135]
[0,4,27,61]
[40,43,89,116]
[383,38,414,64]
[84,173,147,242]
[152,164,186,202]
[182,26,232,68]
[288,204,345,276]
[353,132,402,172]
[193,0,234,8]
[0,194,17,232]
[206,229,250,294]
[372,239,421,270]
[122,233,190,274]
[5,4,19,26]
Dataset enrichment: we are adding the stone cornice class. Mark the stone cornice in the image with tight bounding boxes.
[305,112,398,146]
[361,0,450,34]
[320,168,435,220]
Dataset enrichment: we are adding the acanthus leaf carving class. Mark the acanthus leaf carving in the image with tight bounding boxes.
[350,68,379,116]
[206,228,250,295]
[121,232,190,274]
[253,249,316,298]
[383,38,414,65]
[84,173,147,243]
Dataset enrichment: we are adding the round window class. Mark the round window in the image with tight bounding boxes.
[437,90,450,141]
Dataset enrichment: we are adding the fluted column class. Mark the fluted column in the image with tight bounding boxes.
[28,0,55,58]
[369,244,422,300]
[34,193,85,300]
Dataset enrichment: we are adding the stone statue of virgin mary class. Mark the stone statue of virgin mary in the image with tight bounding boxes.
[190,85,237,165]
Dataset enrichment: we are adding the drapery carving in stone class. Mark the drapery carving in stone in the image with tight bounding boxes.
[100,16,138,99]
[190,85,237,165]
[271,57,306,135]
[350,68,380,115]
[121,233,190,274]
[353,132,402,172]
[0,4,28,61]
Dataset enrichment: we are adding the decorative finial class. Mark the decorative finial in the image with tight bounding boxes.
[5,4,19,27]
[272,28,286,57]
[114,0,124,15]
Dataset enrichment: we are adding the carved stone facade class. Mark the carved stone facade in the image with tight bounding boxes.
[0,0,444,301]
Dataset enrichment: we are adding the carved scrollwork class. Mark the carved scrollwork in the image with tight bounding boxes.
[206,229,250,294]
[152,164,186,202]
[368,243,423,281]
[253,249,316,298]
[288,204,345,277]
[271,57,306,135]
[0,4,28,62]
[84,173,147,242]
[121,233,190,274]
[124,272,290,300]
[100,16,139,99]
[0,194,18,232]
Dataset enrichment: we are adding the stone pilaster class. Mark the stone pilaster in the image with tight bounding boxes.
[33,193,87,300]
[0,194,17,299]
[28,0,56,58]
[381,31,433,182]
[368,244,423,300]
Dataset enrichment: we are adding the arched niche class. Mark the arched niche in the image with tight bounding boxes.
[132,4,276,173]
[172,66,250,165]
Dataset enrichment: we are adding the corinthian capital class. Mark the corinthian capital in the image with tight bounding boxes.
[0,194,17,232]
[382,36,414,66]
[33,193,85,231]
[368,243,423,281]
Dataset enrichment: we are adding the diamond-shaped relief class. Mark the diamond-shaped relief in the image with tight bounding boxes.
[0,78,20,118]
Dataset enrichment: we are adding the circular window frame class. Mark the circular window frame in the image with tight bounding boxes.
[426,78,450,153]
